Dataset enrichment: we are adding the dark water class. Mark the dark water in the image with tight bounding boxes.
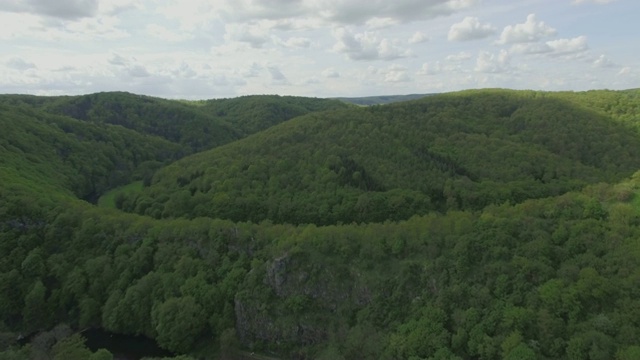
[83,328,174,360]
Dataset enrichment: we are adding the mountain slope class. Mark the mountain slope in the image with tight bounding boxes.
[2,89,640,360]
[198,95,351,136]
[0,92,350,152]
[122,89,640,224]
[335,93,433,105]
[0,103,183,202]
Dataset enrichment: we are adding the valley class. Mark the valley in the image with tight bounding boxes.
[1,89,640,360]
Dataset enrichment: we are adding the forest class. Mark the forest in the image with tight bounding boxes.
[1,89,640,360]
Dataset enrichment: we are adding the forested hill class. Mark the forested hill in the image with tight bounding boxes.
[334,93,433,105]
[122,89,640,225]
[2,88,640,360]
[0,103,184,203]
[0,92,348,152]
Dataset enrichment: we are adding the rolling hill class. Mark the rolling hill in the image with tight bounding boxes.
[122,89,640,224]
[2,88,640,360]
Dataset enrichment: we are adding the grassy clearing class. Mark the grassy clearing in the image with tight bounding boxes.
[97,181,143,208]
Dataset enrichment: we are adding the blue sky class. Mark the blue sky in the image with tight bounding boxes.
[0,0,638,99]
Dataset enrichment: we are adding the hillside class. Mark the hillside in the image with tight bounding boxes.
[335,93,433,105]
[0,92,348,152]
[0,103,184,202]
[1,89,640,360]
[198,95,352,136]
[122,90,640,225]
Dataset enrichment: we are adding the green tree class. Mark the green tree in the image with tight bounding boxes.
[22,280,48,332]
[51,334,92,360]
[152,296,207,353]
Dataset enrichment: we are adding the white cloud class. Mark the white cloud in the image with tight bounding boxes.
[171,62,197,78]
[618,67,631,76]
[408,31,429,44]
[303,76,321,84]
[592,54,616,68]
[365,17,399,29]
[157,0,476,31]
[546,36,588,57]
[446,51,472,62]
[417,62,442,75]
[268,66,289,84]
[224,23,271,48]
[99,0,142,15]
[448,16,495,41]
[0,0,637,98]
[279,37,312,48]
[308,0,477,25]
[322,67,340,78]
[146,24,191,42]
[242,62,263,78]
[573,0,615,4]
[108,53,128,66]
[508,36,588,58]
[332,27,413,61]
[497,14,556,44]
[384,64,410,82]
[0,0,99,19]
[509,43,553,55]
[475,50,510,73]
[128,64,150,77]
[6,57,37,70]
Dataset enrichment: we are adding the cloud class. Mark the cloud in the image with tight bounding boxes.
[497,14,556,44]
[108,53,128,66]
[6,57,37,70]
[546,36,588,57]
[160,0,476,30]
[215,0,307,22]
[128,64,150,77]
[332,27,413,61]
[146,24,191,42]
[0,0,99,19]
[618,67,631,76]
[508,36,589,59]
[322,67,340,78]
[99,0,142,15]
[417,62,442,75]
[299,0,477,25]
[365,17,399,29]
[592,54,616,68]
[573,0,615,4]
[171,62,197,78]
[475,50,510,73]
[384,64,410,82]
[107,54,153,78]
[408,31,429,44]
[242,62,263,77]
[446,51,472,62]
[224,23,271,48]
[268,66,289,84]
[279,37,311,48]
[448,16,495,41]
[509,43,553,55]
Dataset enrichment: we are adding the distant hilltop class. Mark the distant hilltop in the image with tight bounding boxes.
[332,93,435,105]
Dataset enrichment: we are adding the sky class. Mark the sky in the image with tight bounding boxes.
[0,0,638,99]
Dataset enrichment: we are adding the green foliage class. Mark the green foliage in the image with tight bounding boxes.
[51,334,92,360]
[335,93,432,105]
[152,296,207,353]
[125,90,640,225]
[2,89,640,360]
[98,181,143,209]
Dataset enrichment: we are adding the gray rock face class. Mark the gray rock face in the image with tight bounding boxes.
[234,251,373,349]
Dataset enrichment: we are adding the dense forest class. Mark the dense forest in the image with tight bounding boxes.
[1,89,640,360]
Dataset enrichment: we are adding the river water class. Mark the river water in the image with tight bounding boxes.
[83,328,174,360]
